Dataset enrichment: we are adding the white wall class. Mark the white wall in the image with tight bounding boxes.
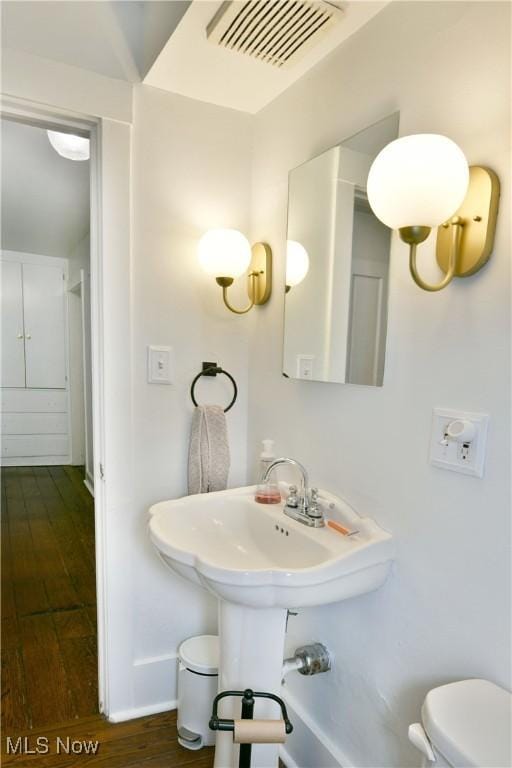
[1,118,90,260]
[1,47,132,123]
[69,232,90,286]
[68,234,91,469]
[128,84,253,714]
[248,3,511,766]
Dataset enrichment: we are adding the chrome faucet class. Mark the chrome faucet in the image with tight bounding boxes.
[263,458,325,528]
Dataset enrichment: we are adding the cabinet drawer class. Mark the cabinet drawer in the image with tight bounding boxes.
[1,413,68,435]
[1,389,68,413]
[1,435,69,458]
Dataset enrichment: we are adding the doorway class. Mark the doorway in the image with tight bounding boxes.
[1,116,97,728]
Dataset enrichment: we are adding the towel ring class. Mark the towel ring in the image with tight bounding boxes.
[190,365,238,413]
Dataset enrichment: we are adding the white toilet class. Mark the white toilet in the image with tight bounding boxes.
[409,678,511,767]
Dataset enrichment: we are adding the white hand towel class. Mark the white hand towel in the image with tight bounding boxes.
[188,405,230,495]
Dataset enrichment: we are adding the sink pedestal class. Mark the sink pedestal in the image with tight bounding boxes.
[214,601,288,768]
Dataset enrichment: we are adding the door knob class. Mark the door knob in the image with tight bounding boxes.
[17,333,24,339]
[25,334,32,340]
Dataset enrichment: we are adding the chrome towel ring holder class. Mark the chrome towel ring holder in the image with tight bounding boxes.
[190,362,238,413]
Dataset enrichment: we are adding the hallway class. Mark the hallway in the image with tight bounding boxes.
[1,465,214,766]
[2,465,97,730]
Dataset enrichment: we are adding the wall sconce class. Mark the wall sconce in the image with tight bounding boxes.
[285,240,310,293]
[367,134,500,292]
[198,228,272,314]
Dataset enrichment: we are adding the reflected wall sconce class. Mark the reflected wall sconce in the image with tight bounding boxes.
[285,240,310,293]
[367,134,500,292]
[198,228,272,314]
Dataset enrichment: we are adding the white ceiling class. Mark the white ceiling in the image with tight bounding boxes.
[1,118,90,260]
[2,1,389,113]
[144,0,390,114]
[0,1,191,81]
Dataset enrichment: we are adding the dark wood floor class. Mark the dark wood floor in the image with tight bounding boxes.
[1,712,215,767]
[1,465,214,767]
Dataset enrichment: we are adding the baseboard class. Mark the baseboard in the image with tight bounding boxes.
[83,476,94,496]
[1,456,70,466]
[108,652,179,723]
[280,690,351,768]
[108,699,177,723]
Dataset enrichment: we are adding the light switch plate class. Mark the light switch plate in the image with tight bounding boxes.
[429,408,489,478]
[147,345,173,384]
[296,355,315,380]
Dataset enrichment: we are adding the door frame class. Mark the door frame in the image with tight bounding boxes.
[0,95,127,717]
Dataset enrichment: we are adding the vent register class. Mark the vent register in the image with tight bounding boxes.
[207,1,343,68]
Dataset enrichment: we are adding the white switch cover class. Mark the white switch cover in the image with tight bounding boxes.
[147,346,173,384]
[296,355,315,380]
[429,408,489,477]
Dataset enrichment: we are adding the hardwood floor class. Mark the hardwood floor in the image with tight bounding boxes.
[1,465,214,767]
[1,712,214,767]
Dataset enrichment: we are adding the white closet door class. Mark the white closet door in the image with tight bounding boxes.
[0,260,26,387]
[23,263,66,389]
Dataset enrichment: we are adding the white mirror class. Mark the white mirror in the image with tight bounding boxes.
[283,113,399,386]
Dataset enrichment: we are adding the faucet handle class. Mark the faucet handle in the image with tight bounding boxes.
[308,488,323,519]
[286,485,299,508]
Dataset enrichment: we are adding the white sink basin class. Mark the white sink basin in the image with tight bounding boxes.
[149,485,393,768]
[148,485,393,608]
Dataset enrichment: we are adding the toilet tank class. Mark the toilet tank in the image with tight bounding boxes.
[410,679,511,767]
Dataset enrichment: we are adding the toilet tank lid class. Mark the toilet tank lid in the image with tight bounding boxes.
[422,679,511,768]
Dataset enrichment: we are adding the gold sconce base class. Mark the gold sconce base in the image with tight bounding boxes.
[215,242,272,314]
[216,277,234,288]
[399,226,431,245]
[436,166,500,278]
[399,165,500,292]
[248,242,272,305]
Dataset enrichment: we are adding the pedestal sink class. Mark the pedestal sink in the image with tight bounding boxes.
[148,486,393,768]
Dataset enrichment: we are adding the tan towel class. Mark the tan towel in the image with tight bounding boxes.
[188,405,230,494]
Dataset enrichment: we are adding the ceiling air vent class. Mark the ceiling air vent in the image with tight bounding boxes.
[207,1,343,68]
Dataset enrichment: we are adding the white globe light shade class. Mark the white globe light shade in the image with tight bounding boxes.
[286,240,310,287]
[198,229,251,278]
[47,130,90,161]
[367,134,469,230]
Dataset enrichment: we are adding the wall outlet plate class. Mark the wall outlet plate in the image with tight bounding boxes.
[429,408,489,478]
[147,345,173,385]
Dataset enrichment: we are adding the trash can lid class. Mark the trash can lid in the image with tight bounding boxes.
[179,635,219,675]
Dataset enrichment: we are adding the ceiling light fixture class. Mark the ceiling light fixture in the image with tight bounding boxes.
[47,130,90,161]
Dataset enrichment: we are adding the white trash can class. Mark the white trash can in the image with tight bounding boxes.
[177,635,219,750]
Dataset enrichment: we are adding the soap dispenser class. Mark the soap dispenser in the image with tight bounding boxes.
[259,439,276,481]
[254,439,281,505]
